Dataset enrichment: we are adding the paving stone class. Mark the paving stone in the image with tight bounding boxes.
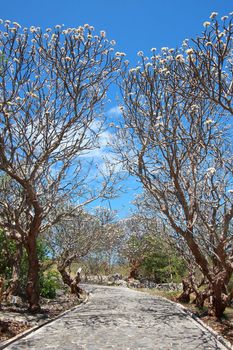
[3,285,229,350]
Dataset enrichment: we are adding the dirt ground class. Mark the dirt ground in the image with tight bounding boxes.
[0,292,84,343]
[189,308,233,346]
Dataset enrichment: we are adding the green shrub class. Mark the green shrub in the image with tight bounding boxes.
[39,271,60,299]
[0,230,17,279]
[140,236,187,283]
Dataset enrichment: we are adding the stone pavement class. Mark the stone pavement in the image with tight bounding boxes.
[2,285,230,350]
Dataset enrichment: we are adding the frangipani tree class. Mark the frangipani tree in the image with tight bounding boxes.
[0,20,123,311]
[47,208,101,295]
[92,207,123,272]
[172,12,233,114]
[115,35,233,317]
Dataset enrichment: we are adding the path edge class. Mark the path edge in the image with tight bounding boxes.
[152,293,233,350]
[0,294,89,350]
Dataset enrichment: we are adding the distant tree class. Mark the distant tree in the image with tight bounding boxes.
[120,209,186,282]
[92,207,123,273]
[120,215,155,279]
[140,235,186,283]
[47,209,101,294]
[0,20,123,311]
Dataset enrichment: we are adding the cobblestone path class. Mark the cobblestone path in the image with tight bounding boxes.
[3,285,229,350]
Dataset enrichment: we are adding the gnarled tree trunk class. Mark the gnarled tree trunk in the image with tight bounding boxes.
[25,237,40,312]
[0,277,4,307]
[177,275,193,303]
[129,259,141,279]
[58,258,83,297]
[208,277,230,319]
[4,242,23,300]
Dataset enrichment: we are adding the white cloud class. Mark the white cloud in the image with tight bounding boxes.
[107,106,122,118]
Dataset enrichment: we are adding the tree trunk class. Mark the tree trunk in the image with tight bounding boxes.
[210,298,226,319]
[209,283,227,319]
[4,242,23,300]
[0,277,4,307]
[70,271,83,297]
[129,260,140,279]
[177,278,192,303]
[57,263,73,286]
[193,291,208,309]
[26,237,40,313]
[58,262,83,297]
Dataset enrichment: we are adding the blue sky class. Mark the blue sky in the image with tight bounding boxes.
[1,0,233,59]
[1,0,233,218]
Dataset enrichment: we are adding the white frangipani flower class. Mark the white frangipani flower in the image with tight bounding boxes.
[205,119,214,124]
[160,67,168,73]
[30,92,38,99]
[155,122,164,128]
[210,12,218,19]
[115,52,126,57]
[30,26,36,33]
[137,51,144,57]
[186,48,194,55]
[206,167,216,174]
[13,21,21,28]
[190,104,199,111]
[100,30,106,38]
[175,54,184,62]
[203,21,211,27]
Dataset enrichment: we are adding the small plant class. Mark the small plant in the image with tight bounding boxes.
[39,271,61,299]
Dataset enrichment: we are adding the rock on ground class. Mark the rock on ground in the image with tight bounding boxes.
[2,285,229,350]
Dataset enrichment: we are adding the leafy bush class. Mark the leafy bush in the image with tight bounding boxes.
[139,236,187,283]
[18,239,53,293]
[0,230,17,279]
[39,271,61,299]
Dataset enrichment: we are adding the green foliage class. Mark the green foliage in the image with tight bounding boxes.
[39,271,61,299]
[19,239,56,297]
[0,230,17,279]
[0,231,60,298]
[140,236,186,283]
[124,233,186,283]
